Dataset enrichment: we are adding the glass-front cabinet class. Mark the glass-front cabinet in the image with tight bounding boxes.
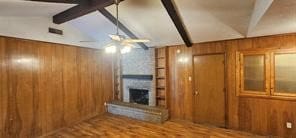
[237,48,296,99]
[272,51,296,97]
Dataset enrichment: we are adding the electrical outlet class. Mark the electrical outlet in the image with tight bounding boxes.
[286,122,292,129]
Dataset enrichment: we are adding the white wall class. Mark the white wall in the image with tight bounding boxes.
[0,16,100,48]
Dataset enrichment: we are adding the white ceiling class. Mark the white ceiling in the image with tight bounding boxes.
[0,0,295,48]
[248,0,296,37]
[68,11,127,47]
[0,0,75,17]
[174,0,255,43]
[106,0,183,47]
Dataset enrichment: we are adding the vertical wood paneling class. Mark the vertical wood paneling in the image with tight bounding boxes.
[167,33,296,137]
[18,40,35,137]
[79,49,93,117]
[100,51,114,112]
[38,43,52,136]
[225,40,239,128]
[0,37,6,137]
[46,45,64,133]
[5,38,22,137]
[94,51,103,113]
[168,46,191,119]
[63,46,80,125]
[0,36,114,137]
[87,49,96,115]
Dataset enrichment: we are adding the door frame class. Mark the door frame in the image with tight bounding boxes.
[192,53,228,128]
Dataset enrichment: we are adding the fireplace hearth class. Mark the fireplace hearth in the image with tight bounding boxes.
[129,88,149,105]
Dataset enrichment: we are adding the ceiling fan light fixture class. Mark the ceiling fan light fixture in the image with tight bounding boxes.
[105,45,117,53]
[102,0,150,54]
[120,46,132,54]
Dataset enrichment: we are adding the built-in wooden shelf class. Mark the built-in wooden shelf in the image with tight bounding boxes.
[156,87,165,89]
[156,96,166,100]
[155,47,169,109]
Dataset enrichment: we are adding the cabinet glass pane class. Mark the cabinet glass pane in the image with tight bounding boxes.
[275,53,296,93]
[243,55,265,91]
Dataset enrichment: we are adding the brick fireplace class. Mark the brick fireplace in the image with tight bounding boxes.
[122,48,156,106]
[123,78,154,105]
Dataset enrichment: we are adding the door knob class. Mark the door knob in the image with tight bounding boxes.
[194,90,199,95]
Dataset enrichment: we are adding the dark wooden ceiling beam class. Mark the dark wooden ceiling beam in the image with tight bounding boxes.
[53,0,115,24]
[98,8,149,50]
[161,0,192,47]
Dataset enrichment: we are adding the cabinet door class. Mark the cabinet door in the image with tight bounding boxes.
[239,52,270,96]
[271,52,296,97]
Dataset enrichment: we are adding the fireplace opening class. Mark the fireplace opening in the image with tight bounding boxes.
[129,88,149,105]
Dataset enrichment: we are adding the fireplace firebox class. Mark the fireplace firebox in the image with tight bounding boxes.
[129,88,149,105]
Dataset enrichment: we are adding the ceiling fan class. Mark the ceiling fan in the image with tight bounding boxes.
[81,0,150,54]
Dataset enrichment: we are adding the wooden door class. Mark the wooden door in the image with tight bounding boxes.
[193,54,226,127]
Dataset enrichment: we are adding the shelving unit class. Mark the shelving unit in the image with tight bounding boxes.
[155,47,169,108]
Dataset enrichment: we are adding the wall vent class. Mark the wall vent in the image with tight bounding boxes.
[49,27,63,35]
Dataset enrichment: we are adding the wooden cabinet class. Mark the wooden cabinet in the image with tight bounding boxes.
[237,51,270,96]
[237,48,296,99]
[155,47,169,108]
[271,50,296,97]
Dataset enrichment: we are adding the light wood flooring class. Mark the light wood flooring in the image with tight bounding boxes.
[44,114,264,138]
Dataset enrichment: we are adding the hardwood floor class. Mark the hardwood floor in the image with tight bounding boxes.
[45,114,263,138]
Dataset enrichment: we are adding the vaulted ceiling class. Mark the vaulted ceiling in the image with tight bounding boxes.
[0,0,295,48]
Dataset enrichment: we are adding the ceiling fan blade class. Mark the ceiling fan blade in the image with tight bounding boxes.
[123,39,150,43]
[109,34,121,41]
[121,43,136,48]
[80,41,97,43]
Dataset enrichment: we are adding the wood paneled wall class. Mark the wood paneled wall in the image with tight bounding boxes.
[0,36,114,137]
[167,33,296,137]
